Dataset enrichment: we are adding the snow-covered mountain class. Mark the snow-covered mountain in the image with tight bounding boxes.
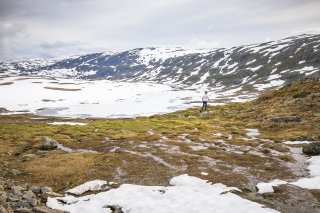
[1,34,319,92]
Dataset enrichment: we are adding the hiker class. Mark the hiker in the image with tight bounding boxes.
[200,91,210,112]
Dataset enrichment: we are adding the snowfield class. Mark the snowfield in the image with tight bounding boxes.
[47,174,278,213]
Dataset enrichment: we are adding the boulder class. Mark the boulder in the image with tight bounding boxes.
[270,116,301,123]
[302,143,320,155]
[26,198,37,207]
[41,137,57,150]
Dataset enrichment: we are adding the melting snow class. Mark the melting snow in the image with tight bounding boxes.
[66,180,108,195]
[256,180,288,193]
[47,174,278,213]
[254,80,285,91]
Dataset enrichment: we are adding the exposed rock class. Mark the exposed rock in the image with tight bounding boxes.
[254,184,320,213]
[10,170,21,176]
[14,200,29,209]
[30,187,41,195]
[22,191,35,200]
[270,116,301,123]
[302,143,320,156]
[104,205,123,213]
[26,198,37,207]
[41,137,57,150]
[0,205,9,213]
[6,194,20,203]
[0,192,7,203]
[0,204,13,213]
[22,154,35,162]
[40,187,52,195]
[10,188,22,197]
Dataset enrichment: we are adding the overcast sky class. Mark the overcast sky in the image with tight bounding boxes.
[1,0,320,60]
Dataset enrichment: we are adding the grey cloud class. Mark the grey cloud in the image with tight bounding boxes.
[0,21,26,38]
[40,40,86,49]
[0,0,320,60]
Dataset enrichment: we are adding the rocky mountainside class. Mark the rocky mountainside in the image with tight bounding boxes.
[1,34,319,92]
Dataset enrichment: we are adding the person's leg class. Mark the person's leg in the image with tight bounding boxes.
[200,102,205,112]
[204,101,207,111]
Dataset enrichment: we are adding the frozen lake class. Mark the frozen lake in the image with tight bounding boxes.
[0,72,256,118]
[0,73,206,118]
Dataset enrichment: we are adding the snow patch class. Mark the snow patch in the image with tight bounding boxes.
[47,174,278,213]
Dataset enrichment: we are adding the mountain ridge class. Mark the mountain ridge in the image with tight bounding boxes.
[1,34,319,93]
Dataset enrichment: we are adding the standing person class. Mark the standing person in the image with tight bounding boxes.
[200,91,210,112]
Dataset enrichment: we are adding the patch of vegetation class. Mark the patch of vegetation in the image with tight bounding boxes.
[0,80,319,193]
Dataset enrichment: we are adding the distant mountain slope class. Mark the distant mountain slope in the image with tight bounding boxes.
[1,34,319,92]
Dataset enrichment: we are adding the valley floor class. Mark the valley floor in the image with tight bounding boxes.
[0,80,320,212]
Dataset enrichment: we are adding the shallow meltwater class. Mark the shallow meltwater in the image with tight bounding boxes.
[288,147,309,177]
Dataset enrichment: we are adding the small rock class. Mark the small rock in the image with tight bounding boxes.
[30,186,41,194]
[41,137,57,150]
[10,169,21,176]
[6,194,21,202]
[22,154,35,161]
[104,205,123,213]
[15,200,30,209]
[270,116,301,123]
[10,188,22,197]
[26,198,37,207]
[40,187,52,195]
[22,191,35,200]
[0,191,7,202]
[302,143,320,156]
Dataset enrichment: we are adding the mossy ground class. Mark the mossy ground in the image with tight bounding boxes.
[0,80,319,194]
